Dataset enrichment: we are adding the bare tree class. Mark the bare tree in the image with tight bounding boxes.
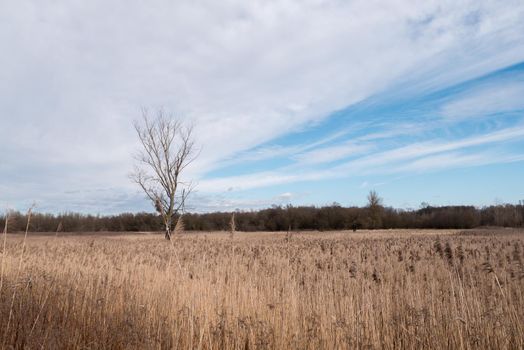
[229,212,236,239]
[367,190,383,229]
[131,109,198,240]
[367,190,382,208]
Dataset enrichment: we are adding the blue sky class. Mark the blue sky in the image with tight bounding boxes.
[197,62,524,210]
[1,1,524,213]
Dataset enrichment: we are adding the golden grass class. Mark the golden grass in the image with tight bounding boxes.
[1,229,523,349]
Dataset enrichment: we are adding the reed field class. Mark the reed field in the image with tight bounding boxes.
[1,229,523,349]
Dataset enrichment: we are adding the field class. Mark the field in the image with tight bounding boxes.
[1,229,523,349]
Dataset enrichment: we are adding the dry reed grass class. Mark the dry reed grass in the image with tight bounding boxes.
[1,229,523,349]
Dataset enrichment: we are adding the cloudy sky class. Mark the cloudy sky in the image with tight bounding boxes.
[1,0,524,214]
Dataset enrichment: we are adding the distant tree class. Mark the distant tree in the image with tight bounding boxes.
[229,212,236,238]
[367,190,382,207]
[367,190,383,229]
[130,109,198,240]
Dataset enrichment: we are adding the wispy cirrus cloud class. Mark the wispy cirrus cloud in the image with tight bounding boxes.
[394,151,524,173]
[199,124,524,193]
[292,142,373,166]
[339,124,524,172]
[441,81,524,120]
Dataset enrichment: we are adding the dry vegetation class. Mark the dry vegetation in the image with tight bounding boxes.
[1,229,523,349]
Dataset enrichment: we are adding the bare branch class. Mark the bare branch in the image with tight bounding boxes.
[131,109,198,240]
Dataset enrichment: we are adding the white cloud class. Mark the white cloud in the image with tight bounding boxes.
[292,142,372,165]
[441,82,524,119]
[395,151,524,173]
[198,172,298,193]
[198,125,524,193]
[1,0,524,211]
[337,124,524,172]
[277,192,294,201]
[395,152,489,172]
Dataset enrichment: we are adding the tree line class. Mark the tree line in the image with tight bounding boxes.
[2,203,523,233]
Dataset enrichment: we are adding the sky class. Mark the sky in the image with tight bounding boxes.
[1,0,524,214]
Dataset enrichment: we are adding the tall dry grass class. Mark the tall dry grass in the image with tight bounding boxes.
[0,229,523,349]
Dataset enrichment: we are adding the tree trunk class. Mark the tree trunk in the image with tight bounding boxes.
[164,222,171,240]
